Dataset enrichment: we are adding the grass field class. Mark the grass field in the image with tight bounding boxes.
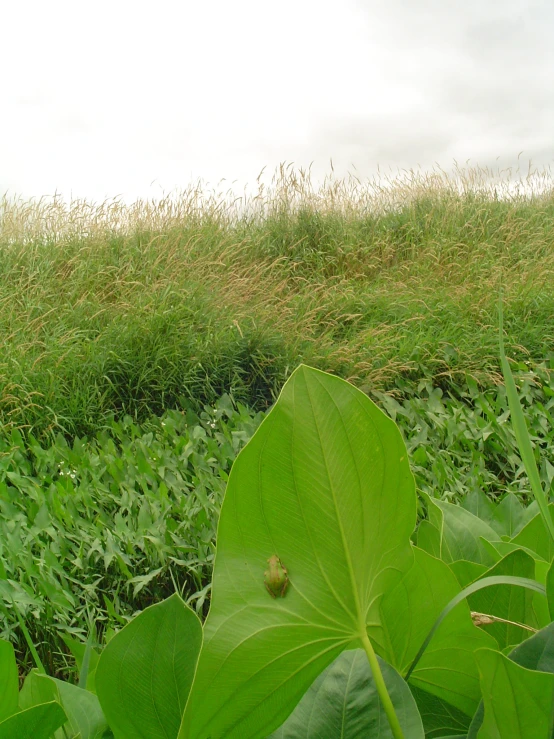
[1,163,553,441]
[1,162,553,678]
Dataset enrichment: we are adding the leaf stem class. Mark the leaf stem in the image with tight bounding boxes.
[360,631,404,739]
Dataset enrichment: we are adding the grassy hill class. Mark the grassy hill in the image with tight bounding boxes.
[1,163,553,440]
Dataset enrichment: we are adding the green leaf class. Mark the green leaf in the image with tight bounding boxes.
[96,593,202,739]
[20,670,108,739]
[475,648,554,738]
[19,669,58,710]
[51,678,109,739]
[449,560,487,589]
[62,635,101,693]
[466,549,537,649]
[379,547,496,717]
[511,507,554,562]
[509,621,554,674]
[490,493,537,538]
[547,559,554,621]
[416,520,441,559]
[0,640,18,722]
[469,621,554,737]
[269,650,424,738]
[461,490,534,539]
[409,686,471,738]
[180,365,416,739]
[425,496,499,565]
[403,574,545,687]
[0,701,67,739]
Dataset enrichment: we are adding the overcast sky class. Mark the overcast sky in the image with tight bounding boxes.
[2,0,553,203]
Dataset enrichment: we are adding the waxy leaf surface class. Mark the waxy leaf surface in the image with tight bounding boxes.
[269,649,424,738]
[180,365,416,738]
[97,593,202,739]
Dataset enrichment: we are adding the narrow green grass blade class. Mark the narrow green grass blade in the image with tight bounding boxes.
[11,602,46,675]
[78,629,94,690]
[498,297,554,544]
[404,575,546,681]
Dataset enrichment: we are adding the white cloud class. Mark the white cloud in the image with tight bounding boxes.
[2,0,552,202]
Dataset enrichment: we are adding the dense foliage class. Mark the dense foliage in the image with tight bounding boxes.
[1,360,552,681]
[0,166,553,735]
[1,364,553,738]
[1,165,553,440]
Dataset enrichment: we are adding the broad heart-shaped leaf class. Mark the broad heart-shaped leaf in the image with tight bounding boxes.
[408,686,471,738]
[378,546,497,717]
[180,365,416,739]
[0,639,18,721]
[468,622,554,737]
[415,520,441,559]
[19,669,108,739]
[509,621,554,673]
[0,701,67,739]
[19,669,58,710]
[51,678,109,739]
[461,490,536,538]
[425,495,499,566]
[474,648,554,738]
[96,593,202,739]
[448,560,487,589]
[510,506,554,562]
[466,549,539,649]
[268,650,423,738]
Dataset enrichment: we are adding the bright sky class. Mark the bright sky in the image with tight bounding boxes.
[2,0,553,203]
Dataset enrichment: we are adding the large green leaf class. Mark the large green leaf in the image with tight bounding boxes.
[19,669,108,739]
[461,490,536,539]
[96,593,202,739]
[509,621,554,673]
[0,640,18,722]
[475,648,554,738]
[466,549,538,649]
[468,622,554,737]
[51,678,109,739]
[379,546,496,717]
[269,650,423,738]
[180,365,416,738]
[409,686,471,738]
[416,520,441,559]
[511,507,554,562]
[425,496,499,566]
[0,701,67,739]
[19,669,58,710]
[448,561,487,589]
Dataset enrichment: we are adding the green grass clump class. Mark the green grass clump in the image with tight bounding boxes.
[1,163,553,440]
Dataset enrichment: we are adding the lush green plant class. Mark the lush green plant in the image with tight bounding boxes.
[2,362,553,738]
[0,396,263,676]
[1,165,554,440]
[2,359,553,683]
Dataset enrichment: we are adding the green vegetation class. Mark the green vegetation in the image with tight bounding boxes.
[1,164,553,440]
[1,363,553,739]
[0,164,553,735]
[1,361,552,680]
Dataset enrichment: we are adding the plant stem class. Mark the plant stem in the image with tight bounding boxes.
[360,631,404,739]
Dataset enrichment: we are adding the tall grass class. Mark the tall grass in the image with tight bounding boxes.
[1,162,553,440]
